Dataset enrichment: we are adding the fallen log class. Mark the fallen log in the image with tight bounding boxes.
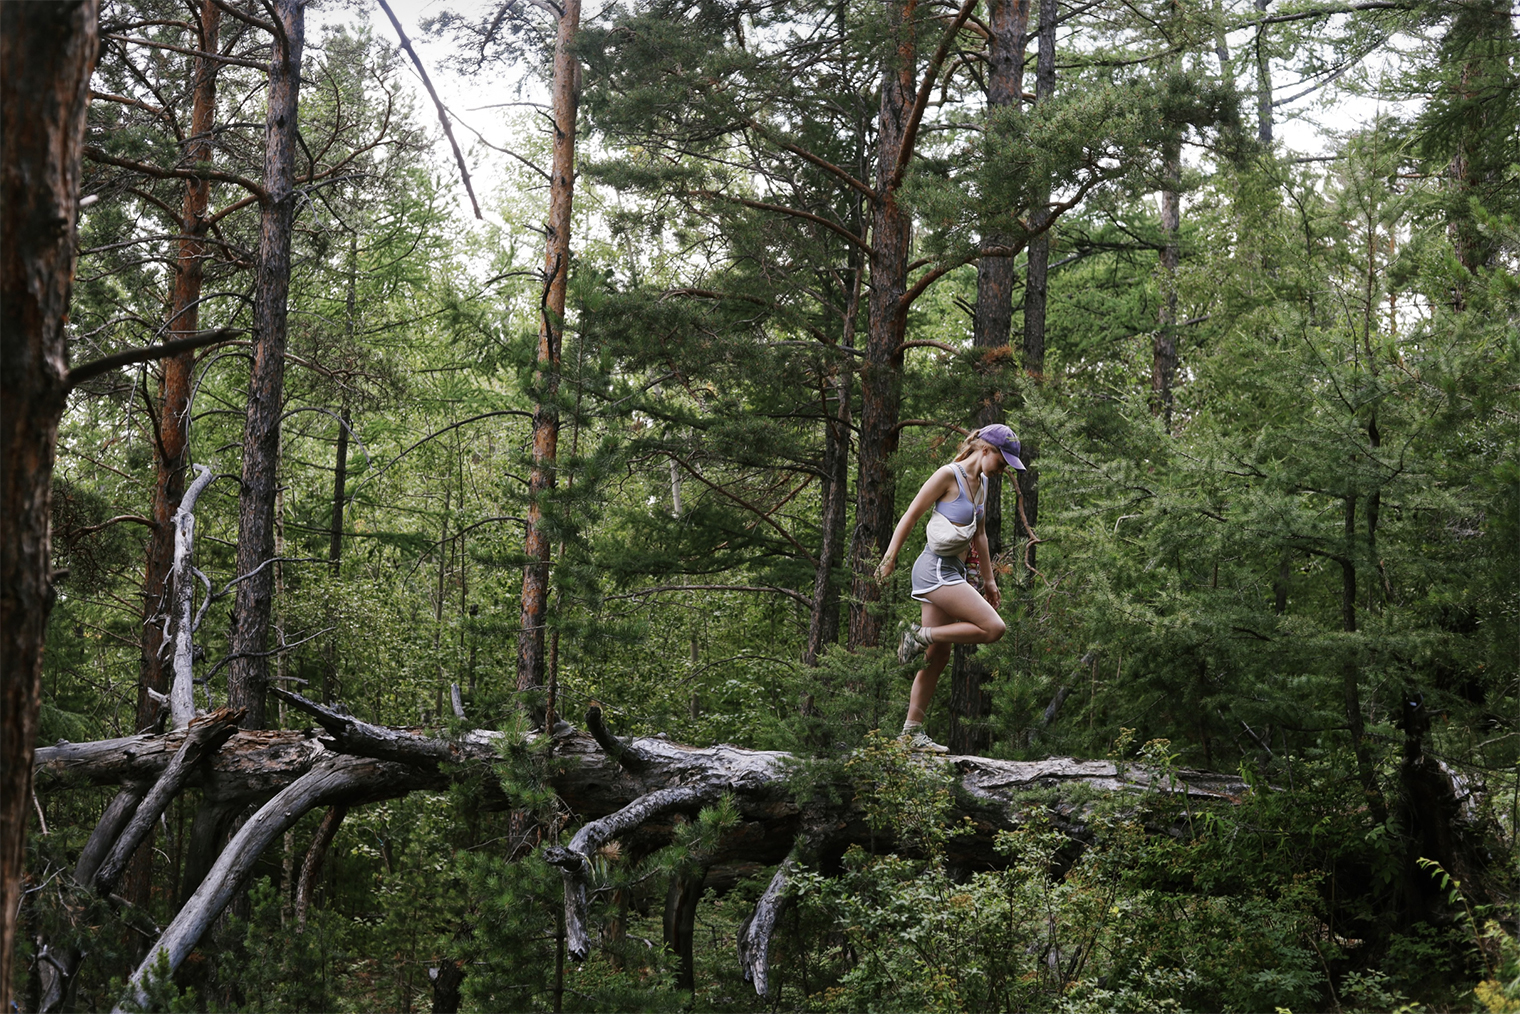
[36,699,1254,1004]
[116,752,441,1012]
[92,708,241,896]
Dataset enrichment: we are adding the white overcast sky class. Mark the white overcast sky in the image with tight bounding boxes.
[314,0,1422,226]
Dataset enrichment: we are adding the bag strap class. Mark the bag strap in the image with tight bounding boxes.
[952,462,985,509]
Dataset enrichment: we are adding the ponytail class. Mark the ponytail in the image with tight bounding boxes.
[953,428,995,462]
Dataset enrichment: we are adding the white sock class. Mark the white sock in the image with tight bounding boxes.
[915,625,933,646]
[901,719,922,735]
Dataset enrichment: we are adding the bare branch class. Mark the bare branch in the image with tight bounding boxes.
[377,0,483,219]
[67,328,246,389]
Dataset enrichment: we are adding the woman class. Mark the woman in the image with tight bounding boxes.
[874,424,1025,752]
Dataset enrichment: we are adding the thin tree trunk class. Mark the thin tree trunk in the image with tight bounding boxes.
[663,866,707,991]
[1153,136,1181,434]
[805,272,859,666]
[519,0,582,697]
[295,804,346,928]
[0,2,98,1003]
[849,0,918,649]
[1255,0,1273,142]
[323,240,355,705]
[1339,494,1385,821]
[139,0,221,736]
[229,0,304,730]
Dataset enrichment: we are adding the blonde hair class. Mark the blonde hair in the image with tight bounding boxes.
[953,428,995,462]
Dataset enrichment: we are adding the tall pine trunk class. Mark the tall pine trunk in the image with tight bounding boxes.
[848,0,918,649]
[952,0,1031,755]
[1254,0,1273,142]
[229,0,304,730]
[1017,0,1056,555]
[0,2,98,1002]
[519,0,581,700]
[139,0,222,734]
[972,0,1031,560]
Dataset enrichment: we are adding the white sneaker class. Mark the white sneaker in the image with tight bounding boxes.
[898,729,950,753]
[897,623,927,663]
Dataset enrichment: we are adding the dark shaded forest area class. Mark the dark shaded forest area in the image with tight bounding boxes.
[1,0,1517,1010]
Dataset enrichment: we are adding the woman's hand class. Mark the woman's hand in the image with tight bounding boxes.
[982,579,1001,609]
[875,556,896,582]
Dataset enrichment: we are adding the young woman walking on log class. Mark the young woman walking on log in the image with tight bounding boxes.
[874,425,1025,752]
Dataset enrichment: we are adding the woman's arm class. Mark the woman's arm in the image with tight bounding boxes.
[874,466,955,580]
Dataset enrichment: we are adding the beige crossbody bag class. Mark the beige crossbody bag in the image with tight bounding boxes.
[924,464,983,557]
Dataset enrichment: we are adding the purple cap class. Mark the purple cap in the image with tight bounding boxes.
[979,424,1026,471]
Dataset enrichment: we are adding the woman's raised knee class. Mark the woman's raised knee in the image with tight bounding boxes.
[980,616,1007,643]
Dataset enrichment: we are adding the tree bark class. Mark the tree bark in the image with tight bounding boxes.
[229,0,304,730]
[1017,0,1056,563]
[1339,494,1385,821]
[1153,136,1181,434]
[29,696,1267,1003]
[1254,0,1273,142]
[295,804,347,928]
[117,754,433,1012]
[973,0,1031,561]
[0,2,98,1003]
[849,0,919,649]
[92,709,242,897]
[519,0,582,697]
[140,0,222,736]
[804,281,857,666]
[663,864,707,991]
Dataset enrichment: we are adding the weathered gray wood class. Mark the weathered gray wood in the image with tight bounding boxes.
[543,785,713,960]
[272,687,481,767]
[167,465,217,728]
[586,702,649,772]
[116,753,439,1012]
[74,787,144,886]
[92,708,240,896]
[41,704,1260,1001]
[739,848,801,997]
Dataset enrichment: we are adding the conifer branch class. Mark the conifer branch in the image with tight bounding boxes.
[83,146,266,198]
[665,452,820,567]
[67,328,245,389]
[742,119,877,201]
[102,33,269,71]
[893,0,980,189]
[706,193,870,254]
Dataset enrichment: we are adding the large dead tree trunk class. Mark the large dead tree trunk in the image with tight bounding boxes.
[37,691,1261,1005]
[229,0,304,730]
[519,0,582,699]
[0,2,99,1003]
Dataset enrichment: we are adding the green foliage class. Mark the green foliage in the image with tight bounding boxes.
[26,0,1519,1009]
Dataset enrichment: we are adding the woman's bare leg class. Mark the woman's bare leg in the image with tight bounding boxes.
[921,582,1006,644]
[905,583,1006,726]
[906,599,955,724]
